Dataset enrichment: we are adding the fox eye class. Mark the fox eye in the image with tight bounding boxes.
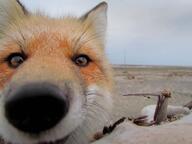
[73,54,91,67]
[7,53,26,68]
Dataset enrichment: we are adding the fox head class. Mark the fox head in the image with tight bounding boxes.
[0,0,114,144]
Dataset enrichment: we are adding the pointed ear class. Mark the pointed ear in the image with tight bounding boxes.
[16,0,29,15]
[80,2,108,41]
[0,0,28,37]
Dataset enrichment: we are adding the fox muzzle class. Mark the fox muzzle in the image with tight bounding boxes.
[4,82,69,134]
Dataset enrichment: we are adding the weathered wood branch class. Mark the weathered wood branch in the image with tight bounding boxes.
[123,90,171,125]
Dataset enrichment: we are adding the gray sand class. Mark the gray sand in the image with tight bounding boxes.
[112,66,192,118]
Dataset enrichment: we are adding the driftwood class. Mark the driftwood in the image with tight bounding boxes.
[92,116,192,144]
[123,90,191,125]
[123,90,172,125]
[184,101,192,109]
[92,90,192,144]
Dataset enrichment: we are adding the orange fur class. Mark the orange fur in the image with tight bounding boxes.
[0,43,21,88]
[80,62,106,85]
[0,63,13,88]
[0,28,111,89]
[0,1,114,144]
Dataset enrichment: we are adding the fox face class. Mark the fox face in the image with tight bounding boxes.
[0,0,114,144]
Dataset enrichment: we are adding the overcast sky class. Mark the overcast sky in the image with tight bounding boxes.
[21,0,192,66]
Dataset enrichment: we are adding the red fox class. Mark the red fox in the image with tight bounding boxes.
[0,0,114,144]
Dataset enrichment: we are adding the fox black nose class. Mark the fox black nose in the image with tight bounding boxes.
[5,83,69,134]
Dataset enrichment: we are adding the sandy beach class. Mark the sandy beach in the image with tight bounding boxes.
[112,65,192,118]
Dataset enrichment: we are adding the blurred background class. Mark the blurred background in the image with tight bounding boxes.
[21,0,192,66]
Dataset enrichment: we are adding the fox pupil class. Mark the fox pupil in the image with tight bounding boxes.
[7,53,25,68]
[74,55,90,67]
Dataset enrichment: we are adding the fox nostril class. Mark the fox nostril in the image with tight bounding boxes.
[5,83,69,134]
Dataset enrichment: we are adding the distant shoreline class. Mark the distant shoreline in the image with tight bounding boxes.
[112,64,192,70]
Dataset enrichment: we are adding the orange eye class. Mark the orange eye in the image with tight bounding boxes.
[6,53,26,68]
[73,54,91,67]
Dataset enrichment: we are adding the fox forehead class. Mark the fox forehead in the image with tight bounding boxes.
[0,17,109,89]
[1,16,104,60]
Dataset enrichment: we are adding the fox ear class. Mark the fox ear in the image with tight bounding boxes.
[80,2,108,41]
[0,0,28,37]
[15,0,29,15]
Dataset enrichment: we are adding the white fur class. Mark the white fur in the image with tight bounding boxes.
[65,85,113,144]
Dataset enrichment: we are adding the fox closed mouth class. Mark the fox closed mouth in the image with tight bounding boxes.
[38,136,69,144]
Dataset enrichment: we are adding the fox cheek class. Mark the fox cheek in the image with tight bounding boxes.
[0,64,15,89]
